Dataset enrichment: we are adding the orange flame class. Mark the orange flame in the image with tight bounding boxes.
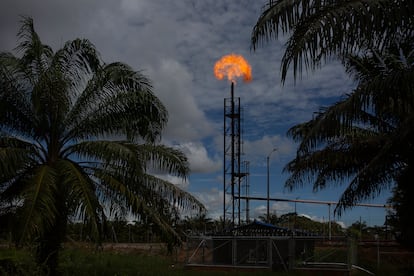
[214,53,252,83]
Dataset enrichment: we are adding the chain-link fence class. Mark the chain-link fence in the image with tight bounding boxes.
[184,235,413,274]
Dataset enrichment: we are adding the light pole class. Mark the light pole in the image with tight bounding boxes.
[266,148,277,222]
[294,196,299,234]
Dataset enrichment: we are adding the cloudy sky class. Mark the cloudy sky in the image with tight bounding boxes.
[0,0,391,227]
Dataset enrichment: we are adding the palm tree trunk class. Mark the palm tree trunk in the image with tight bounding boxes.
[36,228,65,275]
[395,162,414,249]
[36,198,68,275]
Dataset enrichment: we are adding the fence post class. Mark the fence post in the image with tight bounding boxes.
[375,234,380,269]
[267,238,273,270]
[288,237,295,270]
[347,237,357,270]
[232,237,237,266]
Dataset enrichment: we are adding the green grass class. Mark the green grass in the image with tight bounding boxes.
[0,246,286,276]
[0,246,41,275]
[1,245,412,275]
[60,248,177,275]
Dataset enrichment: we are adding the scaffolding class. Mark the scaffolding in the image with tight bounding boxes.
[223,82,250,227]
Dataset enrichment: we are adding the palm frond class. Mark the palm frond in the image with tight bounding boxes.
[52,38,101,105]
[284,128,387,190]
[129,174,204,212]
[57,159,102,240]
[0,53,35,138]
[252,0,414,82]
[15,16,53,84]
[335,135,402,214]
[64,63,166,143]
[137,144,190,177]
[94,168,199,243]
[287,92,386,154]
[0,136,39,185]
[63,140,146,171]
[18,165,58,243]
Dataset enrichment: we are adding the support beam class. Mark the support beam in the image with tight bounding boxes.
[236,196,391,209]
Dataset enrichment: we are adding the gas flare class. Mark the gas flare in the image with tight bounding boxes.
[214,53,252,83]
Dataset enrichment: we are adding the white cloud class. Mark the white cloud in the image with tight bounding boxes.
[243,134,296,166]
[192,188,226,219]
[149,59,216,142]
[177,142,221,173]
[154,174,189,189]
[252,201,293,219]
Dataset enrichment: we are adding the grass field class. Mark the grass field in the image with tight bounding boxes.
[0,242,413,275]
[0,244,283,276]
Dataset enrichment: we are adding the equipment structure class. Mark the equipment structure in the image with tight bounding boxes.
[223,82,250,227]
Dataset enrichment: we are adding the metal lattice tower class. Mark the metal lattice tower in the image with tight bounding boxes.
[223,82,250,227]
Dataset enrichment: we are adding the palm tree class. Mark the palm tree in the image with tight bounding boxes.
[251,1,414,246]
[0,17,204,274]
[251,0,414,82]
[387,167,414,247]
[258,213,279,225]
[283,38,414,215]
[182,213,214,234]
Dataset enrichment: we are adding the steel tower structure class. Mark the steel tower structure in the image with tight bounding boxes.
[223,82,249,227]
